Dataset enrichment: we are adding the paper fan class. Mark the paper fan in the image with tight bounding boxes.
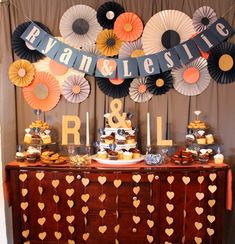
[207,42,235,84]
[12,21,51,62]
[62,75,90,103]
[97,1,125,29]
[146,71,173,95]
[8,59,35,87]
[142,10,194,54]
[114,12,143,41]
[82,43,101,56]
[192,6,217,32]
[96,29,123,56]
[119,39,145,59]
[59,5,102,48]
[129,77,153,102]
[96,77,133,98]
[23,72,60,111]
[172,57,210,96]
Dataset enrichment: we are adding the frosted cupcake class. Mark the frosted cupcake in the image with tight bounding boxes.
[123,151,133,160]
[97,150,108,159]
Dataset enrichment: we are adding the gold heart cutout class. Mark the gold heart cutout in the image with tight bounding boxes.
[68,240,75,244]
[132,215,141,224]
[146,235,154,243]
[23,214,27,223]
[166,203,174,212]
[194,237,202,244]
[195,222,203,230]
[66,188,75,197]
[114,224,120,233]
[208,199,216,207]
[147,174,154,183]
[209,173,217,182]
[196,192,204,201]
[132,174,141,183]
[166,191,175,200]
[21,202,28,210]
[208,185,217,194]
[115,239,119,244]
[167,176,174,184]
[38,186,43,195]
[53,213,61,222]
[197,176,204,184]
[207,228,215,236]
[36,172,44,181]
[38,202,45,211]
[98,225,107,234]
[38,217,46,226]
[21,188,28,197]
[82,206,89,215]
[99,209,106,218]
[53,195,60,203]
[38,232,46,240]
[165,228,174,237]
[54,231,62,240]
[81,177,90,187]
[52,180,59,188]
[99,193,106,202]
[68,226,75,234]
[147,204,155,213]
[147,219,154,228]
[66,175,75,184]
[182,176,190,185]
[195,207,204,215]
[66,215,75,224]
[113,179,122,188]
[19,173,27,182]
[83,233,90,241]
[67,200,74,208]
[133,199,140,208]
[207,215,216,223]
[22,229,29,238]
[166,216,174,225]
[24,241,30,244]
[81,194,90,202]
[98,176,107,185]
[133,186,140,195]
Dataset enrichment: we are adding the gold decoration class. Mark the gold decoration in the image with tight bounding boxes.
[52,179,60,188]
[66,175,75,184]
[19,173,27,182]
[53,195,60,203]
[132,215,140,224]
[207,215,216,223]
[147,205,155,214]
[21,202,28,210]
[167,176,174,184]
[83,233,90,241]
[108,99,128,128]
[182,176,190,185]
[146,235,154,243]
[66,215,75,224]
[98,225,107,234]
[68,240,75,244]
[133,186,140,195]
[166,203,174,212]
[166,216,173,225]
[208,185,217,194]
[99,209,106,218]
[197,176,204,184]
[38,232,47,240]
[219,54,234,71]
[156,116,173,146]
[196,192,204,201]
[21,188,28,197]
[114,224,120,233]
[38,186,43,195]
[132,174,141,183]
[113,179,122,188]
[195,222,203,230]
[208,199,216,207]
[68,226,75,234]
[195,207,204,215]
[38,217,46,226]
[133,199,140,208]
[207,228,215,236]
[81,194,90,202]
[54,231,62,240]
[81,178,90,187]
[22,230,29,238]
[66,189,75,197]
[99,193,106,202]
[98,176,107,185]
[194,237,202,244]
[67,200,74,208]
[23,214,27,223]
[209,173,217,182]
[166,191,175,200]
[36,172,45,181]
[147,174,154,183]
[82,206,89,215]
[53,213,61,222]
[165,228,174,236]
[147,219,154,228]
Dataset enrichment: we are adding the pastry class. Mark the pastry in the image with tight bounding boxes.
[116,135,126,145]
[126,135,136,144]
[131,148,141,159]
[97,150,108,159]
[123,151,133,160]
[117,150,123,160]
[15,152,25,162]
[214,153,224,164]
[104,135,115,144]
[108,151,118,160]
[206,134,214,144]
[196,137,206,144]
[31,134,41,145]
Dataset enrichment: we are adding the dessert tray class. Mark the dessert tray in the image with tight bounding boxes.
[92,155,144,165]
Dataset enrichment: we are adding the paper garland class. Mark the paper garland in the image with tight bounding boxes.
[119,39,144,59]
[98,175,107,234]
[132,174,141,232]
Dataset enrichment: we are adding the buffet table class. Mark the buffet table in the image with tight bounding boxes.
[5,160,231,244]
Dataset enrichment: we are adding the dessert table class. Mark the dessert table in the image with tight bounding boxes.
[5,160,232,244]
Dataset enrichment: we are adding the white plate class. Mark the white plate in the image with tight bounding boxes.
[92,155,144,165]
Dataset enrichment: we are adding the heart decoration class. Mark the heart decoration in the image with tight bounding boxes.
[23,214,27,223]
[197,176,204,184]
[166,191,175,200]
[53,213,61,222]
[113,179,122,188]
[166,203,174,212]
[68,226,75,234]
[166,216,174,225]
[208,199,216,207]
[66,175,75,184]
[182,236,186,243]
[81,178,90,187]
[207,228,215,236]
[196,192,204,201]
[208,185,217,194]
[167,176,174,184]
[83,233,90,241]
[22,229,29,238]
[147,204,155,213]
[99,193,106,202]
[66,188,75,197]
[207,215,216,223]
[98,225,107,234]
[54,231,62,240]
[115,239,119,244]
[195,222,203,230]
[132,174,141,183]
[133,186,140,195]
[98,176,107,185]
[36,172,45,181]
[38,186,43,195]
[81,194,90,202]
[147,174,154,183]
[38,232,47,240]
[195,207,204,215]
[21,188,28,197]
[68,240,75,244]
[24,241,30,244]
[19,173,27,182]
[38,217,46,226]
[194,237,202,244]
[165,242,172,244]
[114,224,120,233]
[182,176,190,185]
[97,58,117,77]
[99,209,106,218]
[147,219,154,228]
[67,200,74,208]
[165,228,174,236]
[52,180,60,188]
[21,202,28,210]
[209,173,217,182]
[146,235,154,243]
[53,195,60,203]
[66,215,75,224]
[133,199,140,208]
[82,206,89,215]
[133,215,141,224]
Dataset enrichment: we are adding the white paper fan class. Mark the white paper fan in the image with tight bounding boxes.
[172,57,210,96]
[59,5,102,48]
[82,43,101,56]
[62,75,90,103]
[129,77,153,103]
[119,39,145,59]
[142,10,195,54]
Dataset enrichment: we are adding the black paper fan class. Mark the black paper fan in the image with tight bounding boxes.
[97,1,125,29]
[207,42,235,84]
[146,71,173,95]
[96,77,133,98]
[12,21,51,62]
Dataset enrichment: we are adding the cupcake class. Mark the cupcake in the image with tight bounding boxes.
[116,135,126,145]
[123,151,133,160]
[31,134,42,145]
[15,152,25,162]
[214,153,224,164]
[26,146,41,162]
[104,135,115,144]
[126,135,136,144]
[108,151,118,160]
[97,150,108,159]
[130,148,141,159]
[117,150,123,160]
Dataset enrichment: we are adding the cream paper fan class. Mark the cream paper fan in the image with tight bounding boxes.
[119,39,145,59]
[172,57,210,96]
[142,10,195,54]
[59,5,102,48]
[82,43,101,56]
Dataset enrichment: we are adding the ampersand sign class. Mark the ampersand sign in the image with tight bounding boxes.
[108,99,128,128]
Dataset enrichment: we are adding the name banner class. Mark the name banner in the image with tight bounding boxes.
[21,18,234,79]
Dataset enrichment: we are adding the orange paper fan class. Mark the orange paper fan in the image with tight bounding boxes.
[23,72,61,111]
[114,12,143,41]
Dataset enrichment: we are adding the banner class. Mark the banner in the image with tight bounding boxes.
[21,18,234,79]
